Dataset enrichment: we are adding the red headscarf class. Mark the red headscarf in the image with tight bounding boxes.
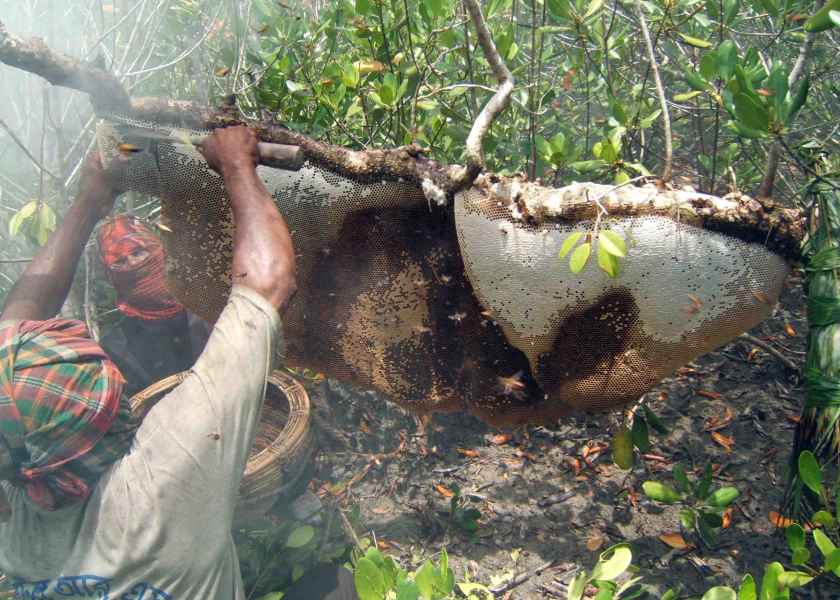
[97,215,185,320]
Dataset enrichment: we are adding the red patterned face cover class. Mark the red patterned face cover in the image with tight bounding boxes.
[97,215,184,320]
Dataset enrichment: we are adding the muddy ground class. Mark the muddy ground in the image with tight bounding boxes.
[304,271,827,598]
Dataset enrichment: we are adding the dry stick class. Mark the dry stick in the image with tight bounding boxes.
[0,258,33,264]
[456,0,515,188]
[756,29,816,199]
[634,0,672,183]
[739,333,799,371]
[0,117,60,181]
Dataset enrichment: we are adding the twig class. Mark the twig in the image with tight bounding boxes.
[455,0,515,189]
[336,506,363,550]
[740,333,800,371]
[490,561,571,595]
[0,118,60,180]
[634,0,672,182]
[0,258,33,264]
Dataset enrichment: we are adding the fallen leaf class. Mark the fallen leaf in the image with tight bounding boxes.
[658,391,669,402]
[785,323,796,337]
[377,540,391,550]
[722,507,733,529]
[697,389,722,400]
[215,66,230,77]
[711,431,735,452]
[677,367,697,376]
[747,347,760,361]
[491,433,514,445]
[659,532,693,550]
[514,449,538,462]
[586,530,606,551]
[642,453,669,463]
[769,511,794,528]
[434,484,454,498]
[569,457,583,475]
[704,407,734,432]
[457,448,480,458]
[359,420,371,434]
[786,414,801,424]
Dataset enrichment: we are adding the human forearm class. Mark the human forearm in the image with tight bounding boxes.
[1,193,101,321]
[221,164,296,311]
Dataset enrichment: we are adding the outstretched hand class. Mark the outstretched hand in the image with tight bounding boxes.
[198,126,259,176]
[78,154,120,221]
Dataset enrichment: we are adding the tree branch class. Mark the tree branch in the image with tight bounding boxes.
[454,0,515,189]
[0,19,130,113]
[634,0,672,182]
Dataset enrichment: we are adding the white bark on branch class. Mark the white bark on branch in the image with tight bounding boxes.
[455,0,515,188]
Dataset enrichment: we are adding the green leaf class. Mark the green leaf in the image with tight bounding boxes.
[255,593,284,600]
[723,0,740,23]
[785,524,806,550]
[355,0,371,14]
[569,159,609,172]
[673,465,692,494]
[700,52,718,81]
[612,427,634,469]
[733,93,769,132]
[777,571,813,588]
[547,0,573,18]
[702,587,736,600]
[423,0,448,18]
[583,0,605,19]
[678,33,713,48]
[567,571,588,600]
[813,510,835,528]
[591,545,632,581]
[569,242,591,274]
[708,487,739,508]
[597,241,620,277]
[785,74,810,124]
[559,232,584,258]
[674,91,704,102]
[717,41,737,80]
[798,451,823,494]
[599,230,627,257]
[355,557,387,600]
[680,507,696,530]
[791,547,810,566]
[286,525,315,548]
[9,200,38,237]
[631,414,650,452]
[396,580,421,600]
[813,528,837,557]
[696,463,713,500]
[642,481,682,504]
[643,405,668,434]
[684,67,710,92]
[738,574,756,600]
[824,547,840,572]
[766,63,788,121]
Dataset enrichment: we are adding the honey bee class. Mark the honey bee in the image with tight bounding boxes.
[448,312,466,323]
[497,371,526,400]
[156,222,173,233]
[752,290,771,305]
[685,294,703,316]
[413,325,432,334]
[256,24,269,34]
[215,66,231,77]
[117,143,142,155]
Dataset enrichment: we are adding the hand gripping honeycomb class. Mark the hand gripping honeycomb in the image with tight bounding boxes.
[98,118,795,426]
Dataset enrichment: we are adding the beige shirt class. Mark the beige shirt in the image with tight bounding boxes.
[0,285,279,600]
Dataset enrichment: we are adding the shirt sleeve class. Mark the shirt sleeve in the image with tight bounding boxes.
[108,285,281,532]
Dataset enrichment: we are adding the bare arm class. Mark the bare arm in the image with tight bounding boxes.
[199,127,296,311]
[0,155,118,322]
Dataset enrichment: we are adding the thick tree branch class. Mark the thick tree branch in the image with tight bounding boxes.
[0,19,130,112]
[757,29,816,199]
[454,0,515,188]
[634,0,672,182]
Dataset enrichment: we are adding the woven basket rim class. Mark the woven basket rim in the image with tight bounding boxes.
[128,369,311,479]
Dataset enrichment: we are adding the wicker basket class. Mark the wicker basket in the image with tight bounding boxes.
[129,369,315,519]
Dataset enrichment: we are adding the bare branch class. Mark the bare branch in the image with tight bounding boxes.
[454,0,515,189]
[634,0,672,182]
[0,19,130,112]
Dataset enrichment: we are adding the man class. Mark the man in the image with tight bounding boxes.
[96,214,210,397]
[0,126,298,598]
